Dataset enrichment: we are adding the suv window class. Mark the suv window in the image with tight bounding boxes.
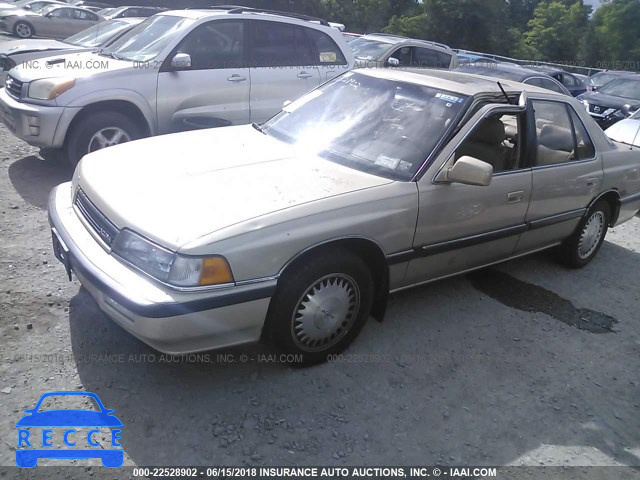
[175,20,245,70]
[305,28,347,65]
[412,47,451,69]
[455,112,522,173]
[250,21,314,67]
[533,101,581,166]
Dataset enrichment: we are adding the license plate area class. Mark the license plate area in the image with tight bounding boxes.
[51,228,72,281]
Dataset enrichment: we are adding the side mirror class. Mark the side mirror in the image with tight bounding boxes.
[518,90,528,108]
[170,52,191,71]
[446,156,493,186]
[387,57,400,67]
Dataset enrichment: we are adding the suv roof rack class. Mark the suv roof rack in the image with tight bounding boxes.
[367,32,451,51]
[197,5,331,26]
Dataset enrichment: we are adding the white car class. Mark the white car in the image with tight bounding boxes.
[605,108,640,148]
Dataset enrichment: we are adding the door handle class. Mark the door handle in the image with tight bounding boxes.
[297,72,314,79]
[507,191,524,203]
[227,75,246,82]
[586,177,598,187]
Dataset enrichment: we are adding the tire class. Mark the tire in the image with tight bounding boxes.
[66,111,142,167]
[557,200,611,268]
[13,21,34,39]
[265,249,374,364]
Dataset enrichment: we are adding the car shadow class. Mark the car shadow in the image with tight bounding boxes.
[8,154,73,210]
[68,241,640,467]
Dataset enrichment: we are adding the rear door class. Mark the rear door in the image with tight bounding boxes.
[156,19,250,133]
[516,99,602,252]
[248,19,320,124]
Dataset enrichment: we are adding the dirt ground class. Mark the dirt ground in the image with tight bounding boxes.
[0,33,639,480]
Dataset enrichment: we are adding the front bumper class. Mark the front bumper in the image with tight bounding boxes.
[48,183,275,354]
[0,86,79,148]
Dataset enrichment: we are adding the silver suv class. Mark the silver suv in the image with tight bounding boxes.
[349,33,458,70]
[0,6,354,165]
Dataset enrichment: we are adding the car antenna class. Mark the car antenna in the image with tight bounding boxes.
[496,81,514,105]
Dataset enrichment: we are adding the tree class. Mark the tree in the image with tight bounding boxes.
[321,0,420,32]
[514,0,591,61]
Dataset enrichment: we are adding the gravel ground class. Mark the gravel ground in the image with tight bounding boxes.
[0,33,639,480]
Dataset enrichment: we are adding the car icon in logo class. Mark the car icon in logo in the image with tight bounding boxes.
[16,391,123,468]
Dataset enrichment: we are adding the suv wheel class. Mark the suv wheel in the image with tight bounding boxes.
[66,111,141,167]
[557,200,610,268]
[266,250,374,364]
[14,22,34,39]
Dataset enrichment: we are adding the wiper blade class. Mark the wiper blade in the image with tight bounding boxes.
[252,123,266,134]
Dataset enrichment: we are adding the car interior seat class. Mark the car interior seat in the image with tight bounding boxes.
[456,116,509,171]
[536,124,574,165]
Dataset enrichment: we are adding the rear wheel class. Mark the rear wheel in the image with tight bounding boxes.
[66,111,141,167]
[266,250,374,364]
[557,200,610,268]
[13,22,34,39]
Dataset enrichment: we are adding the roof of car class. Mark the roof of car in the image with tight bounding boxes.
[355,68,557,97]
[361,33,452,51]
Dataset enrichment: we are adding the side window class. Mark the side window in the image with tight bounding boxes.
[74,10,97,21]
[454,112,523,173]
[533,100,576,166]
[390,46,412,67]
[569,109,595,159]
[51,8,73,18]
[562,74,577,88]
[174,21,244,70]
[251,21,314,67]
[304,28,347,65]
[412,47,452,69]
[539,78,566,94]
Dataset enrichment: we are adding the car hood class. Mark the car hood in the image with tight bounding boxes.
[11,51,132,81]
[605,118,640,147]
[0,38,70,55]
[579,91,640,109]
[77,125,394,250]
[16,410,123,427]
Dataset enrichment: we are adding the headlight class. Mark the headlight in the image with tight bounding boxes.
[582,99,589,109]
[112,230,234,288]
[28,77,75,100]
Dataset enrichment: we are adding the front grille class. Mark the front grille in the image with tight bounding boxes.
[5,74,23,99]
[74,189,119,247]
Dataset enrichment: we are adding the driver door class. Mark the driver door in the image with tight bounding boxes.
[403,104,533,286]
[156,19,251,134]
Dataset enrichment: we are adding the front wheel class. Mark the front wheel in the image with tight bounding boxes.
[14,21,34,39]
[66,111,141,167]
[557,200,610,268]
[265,250,374,364]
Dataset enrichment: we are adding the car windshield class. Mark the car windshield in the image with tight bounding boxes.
[37,4,57,15]
[64,19,132,47]
[101,15,193,62]
[102,6,125,18]
[349,37,392,60]
[598,78,640,100]
[262,72,468,181]
[36,395,100,412]
[591,73,621,87]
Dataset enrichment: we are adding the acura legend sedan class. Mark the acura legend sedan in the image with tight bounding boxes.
[48,69,640,363]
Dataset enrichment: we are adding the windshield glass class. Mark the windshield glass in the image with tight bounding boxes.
[263,72,468,180]
[598,78,640,99]
[102,15,193,62]
[102,6,125,18]
[591,73,621,87]
[64,19,132,47]
[349,38,391,61]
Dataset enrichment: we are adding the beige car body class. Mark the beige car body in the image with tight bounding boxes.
[48,69,640,354]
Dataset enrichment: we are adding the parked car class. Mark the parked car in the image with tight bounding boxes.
[588,70,636,92]
[525,66,587,96]
[605,108,640,148]
[0,17,143,84]
[1,4,101,38]
[350,33,458,69]
[341,32,361,43]
[0,7,354,165]
[457,63,571,95]
[0,0,62,12]
[578,76,640,129]
[68,0,110,9]
[99,6,166,20]
[47,69,640,363]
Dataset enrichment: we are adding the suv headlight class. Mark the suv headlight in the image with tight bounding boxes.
[28,77,75,100]
[112,230,234,288]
